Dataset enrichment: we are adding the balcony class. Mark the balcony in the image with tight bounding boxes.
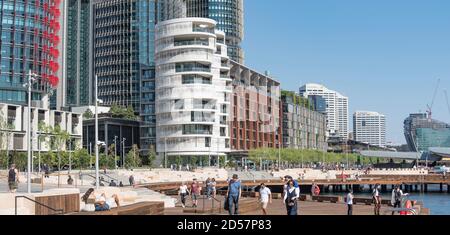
[174,38,209,47]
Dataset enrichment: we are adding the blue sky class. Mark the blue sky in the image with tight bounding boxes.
[242,0,450,144]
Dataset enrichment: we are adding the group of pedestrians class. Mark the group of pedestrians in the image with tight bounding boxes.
[178,177,218,208]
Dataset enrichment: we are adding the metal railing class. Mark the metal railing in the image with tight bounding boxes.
[15,195,64,215]
[200,195,222,214]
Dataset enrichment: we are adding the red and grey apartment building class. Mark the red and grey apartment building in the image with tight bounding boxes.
[228,61,282,158]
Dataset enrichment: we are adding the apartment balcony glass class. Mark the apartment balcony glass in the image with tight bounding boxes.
[182,124,213,135]
[182,74,212,85]
[193,99,216,110]
[176,62,211,73]
[174,38,209,47]
[191,111,215,123]
[193,24,214,34]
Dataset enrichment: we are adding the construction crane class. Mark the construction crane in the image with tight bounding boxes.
[426,79,440,120]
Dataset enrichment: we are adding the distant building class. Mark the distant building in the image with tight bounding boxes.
[404,113,450,152]
[353,111,386,147]
[229,61,281,156]
[299,83,349,140]
[281,91,327,151]
[308,95,327,114]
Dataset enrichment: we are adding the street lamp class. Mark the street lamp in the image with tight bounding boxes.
[94,75,104,190]
[121,137,126,169]
[23,70,38,194]
[114,136,118,169]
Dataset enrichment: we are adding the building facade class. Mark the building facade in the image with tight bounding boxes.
[158,0,244,63]
[404,113,450,152]
[155,18,232,162]
[92,0,157,154]
[299,83,349,140]
[281,92,327,151]
[229,61,281,155]
[1,0,63,105]
[64,0,93,107]
[82,116,140,166]
[0,96,82,153]
[353,111,386,147]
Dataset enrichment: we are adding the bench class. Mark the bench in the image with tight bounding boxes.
[68,202,164,215]
[311,195,341,203]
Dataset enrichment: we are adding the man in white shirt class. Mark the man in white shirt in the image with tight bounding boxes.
[346,189,354,215]
[258,183,272,215]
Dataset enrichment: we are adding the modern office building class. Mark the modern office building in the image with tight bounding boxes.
[281,91,327,151]
[1,0,63,106]
[82,115,141,165]
[0,96,82,153]
[353,111,386,147]
[404,113,450,152]
[92,0,158,154]
[158,0,245,63]
[299,83,349,140]
[64,0,93,107]
[229,61,281,156]
[155,18,232,163]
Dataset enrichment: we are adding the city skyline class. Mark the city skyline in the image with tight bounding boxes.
[243,0,450,144]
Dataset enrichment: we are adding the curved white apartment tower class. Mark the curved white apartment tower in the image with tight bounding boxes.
[155,18,232,162]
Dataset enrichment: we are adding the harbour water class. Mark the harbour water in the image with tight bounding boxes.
[323,184,450,215]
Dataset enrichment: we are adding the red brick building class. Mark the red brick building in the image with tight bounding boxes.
[229,61,282,157]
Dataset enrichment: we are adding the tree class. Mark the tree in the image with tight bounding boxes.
[83,109,94,119]
[74,148,91,170]
[110,104,137,121]
[99,153,115,169]
[125,145,141,168]
[52,125,70,172]
[12,151,27,171]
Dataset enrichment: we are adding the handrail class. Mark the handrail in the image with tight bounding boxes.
[199,195,222,214]
[15,196,64,215]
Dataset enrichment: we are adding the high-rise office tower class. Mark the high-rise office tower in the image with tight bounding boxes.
[1,0,63,105]
[353,111,386,147]
[155,17,232,163]
[159,0,244,63]
[64,0,93,107]
[92,0,158,153]
[300,83,349,139]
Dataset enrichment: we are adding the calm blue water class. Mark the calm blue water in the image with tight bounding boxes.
[323,185,450,215]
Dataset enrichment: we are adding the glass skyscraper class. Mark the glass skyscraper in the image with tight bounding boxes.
[93,0,157,153]
[404,113,450,152]
[159,0,245,63]
[65,0,92,107]
[1,0,62,104]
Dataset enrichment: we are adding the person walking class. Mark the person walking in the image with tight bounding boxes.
[129,174,135,186]
[211,178,217,199]
[372,184,382,215]
[284,180,299,215]
[346,189,354,215]
[8,164,19,193]
[205,178,212,199]
[179,182,189,208]
[391,185,408,215]
[190,179,200,208]
[227,174,241,215]
[258,183,272,215]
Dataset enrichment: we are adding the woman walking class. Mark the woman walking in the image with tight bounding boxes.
[179,182,189,208]
[284,180,299,215]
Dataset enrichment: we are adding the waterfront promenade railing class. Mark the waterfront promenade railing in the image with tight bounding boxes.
[15,195,64,215]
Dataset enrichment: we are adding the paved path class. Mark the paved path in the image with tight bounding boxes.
[164,198,391,215]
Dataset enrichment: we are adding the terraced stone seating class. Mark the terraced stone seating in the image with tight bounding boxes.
[69,202,164,215]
